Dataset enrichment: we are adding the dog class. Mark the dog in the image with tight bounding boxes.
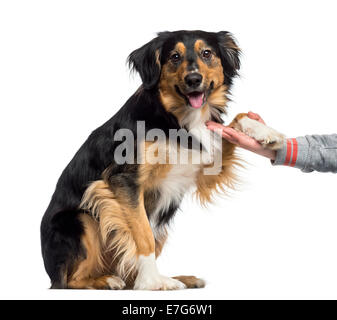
[41,30,283,290]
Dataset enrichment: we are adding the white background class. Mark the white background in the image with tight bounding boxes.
[1,0,337,300]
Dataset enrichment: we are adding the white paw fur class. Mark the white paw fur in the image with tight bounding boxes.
[133,253,186,290]
[134,274,186,290]
[235,116,285,150]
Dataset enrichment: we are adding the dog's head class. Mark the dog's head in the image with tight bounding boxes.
[128,30,240,122]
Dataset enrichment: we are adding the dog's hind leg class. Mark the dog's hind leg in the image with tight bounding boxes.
[81,179,186,290]
[67,275,125,290]
[66,214,126,289]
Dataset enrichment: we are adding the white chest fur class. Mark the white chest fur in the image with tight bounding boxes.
[149,162,200,239]
[149,108,222,238]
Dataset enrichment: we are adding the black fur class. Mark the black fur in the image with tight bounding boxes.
[41,30,240,288]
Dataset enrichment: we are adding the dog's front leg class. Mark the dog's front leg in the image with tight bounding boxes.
[131,194,185,290]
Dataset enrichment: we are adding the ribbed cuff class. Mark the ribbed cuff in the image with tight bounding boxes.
[272,137,311,171]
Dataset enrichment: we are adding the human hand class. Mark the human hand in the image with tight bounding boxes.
[206,112,277,160]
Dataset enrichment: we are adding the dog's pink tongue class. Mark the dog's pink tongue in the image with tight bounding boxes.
[188,92,204,109]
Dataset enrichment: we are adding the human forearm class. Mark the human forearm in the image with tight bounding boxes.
[273,135,337,173]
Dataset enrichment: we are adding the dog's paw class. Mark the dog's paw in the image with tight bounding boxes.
[173,275,206,289]
[134,275,186,290]
[259,132,285,150]
[231,113,285,150]
[106,275,126,290]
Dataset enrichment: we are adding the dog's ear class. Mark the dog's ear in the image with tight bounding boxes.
[128,33,168,90]
[216,31,241,84]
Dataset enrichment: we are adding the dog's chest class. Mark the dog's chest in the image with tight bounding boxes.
[156,162,200,211]
[148,118,222,237]
[148,162,200,239]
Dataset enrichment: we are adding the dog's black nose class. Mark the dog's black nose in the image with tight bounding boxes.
[184,73,203,88]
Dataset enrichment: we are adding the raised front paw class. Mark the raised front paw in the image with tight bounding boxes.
[134,274,186,290]
[230,113,285,150]
[258,131,285,150]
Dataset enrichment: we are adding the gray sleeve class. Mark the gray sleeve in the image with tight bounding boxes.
[272,134,337,173]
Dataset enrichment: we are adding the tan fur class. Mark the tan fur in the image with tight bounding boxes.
[138,141,172,190]
[207,85,229,108]
[67,215,123,289]
[175,42,186,55]
[68,275,125,290]
[229,112,249,130]
[80,181,154,280]
[194,39,205,53]
[196,140,240,205]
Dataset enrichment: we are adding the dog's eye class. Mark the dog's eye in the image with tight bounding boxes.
[170,53,181,63]
[202,50,212,59]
